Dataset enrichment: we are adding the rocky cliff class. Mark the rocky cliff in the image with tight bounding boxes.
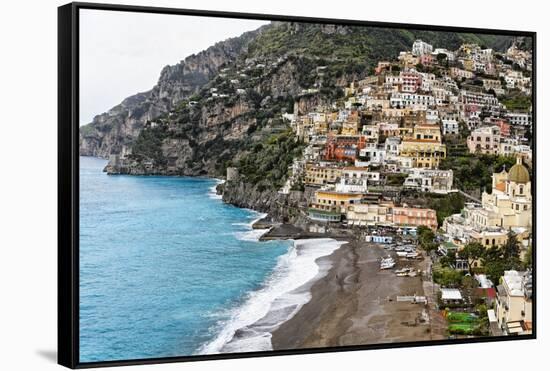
[79,24,269,158]
[218,179,315,226]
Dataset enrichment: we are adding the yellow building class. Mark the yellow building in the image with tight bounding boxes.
[341,120,360,135]
[313,120,328,135]
[309,190,363,222]
[346,202,392,225]
[399,139,447,169]
[304,163,342,186]
[469,229,508,248]
[398,52,420,68]
[410,124,442,142]
[462,58,475,72]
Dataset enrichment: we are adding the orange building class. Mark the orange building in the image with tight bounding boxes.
[392,206,438,230]
[325,134,367,162]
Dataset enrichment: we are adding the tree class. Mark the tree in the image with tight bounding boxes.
[433,267,463,287]
[458,242,485,274]
[440,250,457,268]
[417,226,437,252]
[484,260,507,284]
[502,230,520,261]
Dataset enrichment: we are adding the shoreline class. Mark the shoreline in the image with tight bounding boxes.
[83,156,445,351]
[197,238,346,355]
[270,238,447,350]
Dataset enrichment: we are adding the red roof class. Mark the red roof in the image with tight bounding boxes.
[476,287,496,298]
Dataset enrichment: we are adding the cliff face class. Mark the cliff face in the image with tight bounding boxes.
[79,25,267,158]
[219,180,314,226]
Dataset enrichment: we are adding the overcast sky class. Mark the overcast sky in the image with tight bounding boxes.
[79,9,268,125]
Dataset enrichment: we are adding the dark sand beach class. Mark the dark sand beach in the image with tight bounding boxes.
[271,238,447,350]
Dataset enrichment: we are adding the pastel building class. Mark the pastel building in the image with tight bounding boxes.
[392,206,438,230]
[399,139,446,169]
[467,126,501,154]
[346,202,393,226]
[304,163,342,186]
[308,190,364,222]
[495,270,533,335]
[442,119,459,135]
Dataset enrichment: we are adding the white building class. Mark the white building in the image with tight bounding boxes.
[359,147,386,165]
[390,92,436,108]
[442,119,459,135]
[335,167,381,193]
[433,48,455,62]
[506,112,531,126]
[403,168,454,193]
[384,137,401,157]
[412,39,433,56]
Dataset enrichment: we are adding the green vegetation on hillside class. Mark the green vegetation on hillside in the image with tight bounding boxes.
[427,192,465,226]
[502,94,532,111]
[236,129,305,191]
[248,23,514,63]
[130,125,169,165]
[440,154,517,193]
[79,123,95,136]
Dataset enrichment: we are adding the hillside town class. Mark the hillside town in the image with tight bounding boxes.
[100,30,533,340]
[269,39,533,337]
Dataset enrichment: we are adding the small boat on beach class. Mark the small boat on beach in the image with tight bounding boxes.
[380,256,396,270]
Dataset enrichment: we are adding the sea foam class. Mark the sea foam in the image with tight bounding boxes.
[208,179,225,200]
[233,213,269,242]
[197,238,346,354]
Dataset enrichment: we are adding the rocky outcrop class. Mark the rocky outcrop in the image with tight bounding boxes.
[219,180,311,227]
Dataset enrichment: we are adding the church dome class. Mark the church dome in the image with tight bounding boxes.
[508,159,530,184]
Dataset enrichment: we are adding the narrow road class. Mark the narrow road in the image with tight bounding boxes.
[456,189,481,204]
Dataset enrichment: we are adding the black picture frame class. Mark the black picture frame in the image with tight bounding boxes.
[58,2,537,369]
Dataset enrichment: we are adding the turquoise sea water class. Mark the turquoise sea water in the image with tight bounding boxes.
[79,156,292,362]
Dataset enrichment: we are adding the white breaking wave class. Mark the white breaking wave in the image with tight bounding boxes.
[233,229,270,242]
[233,213,269,242]
[208,179,225,200]
[197,238,346,355]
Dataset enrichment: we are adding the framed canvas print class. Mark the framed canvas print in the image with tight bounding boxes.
[58,2,536,368]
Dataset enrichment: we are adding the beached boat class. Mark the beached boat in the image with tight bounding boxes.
[380,256,396,270]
